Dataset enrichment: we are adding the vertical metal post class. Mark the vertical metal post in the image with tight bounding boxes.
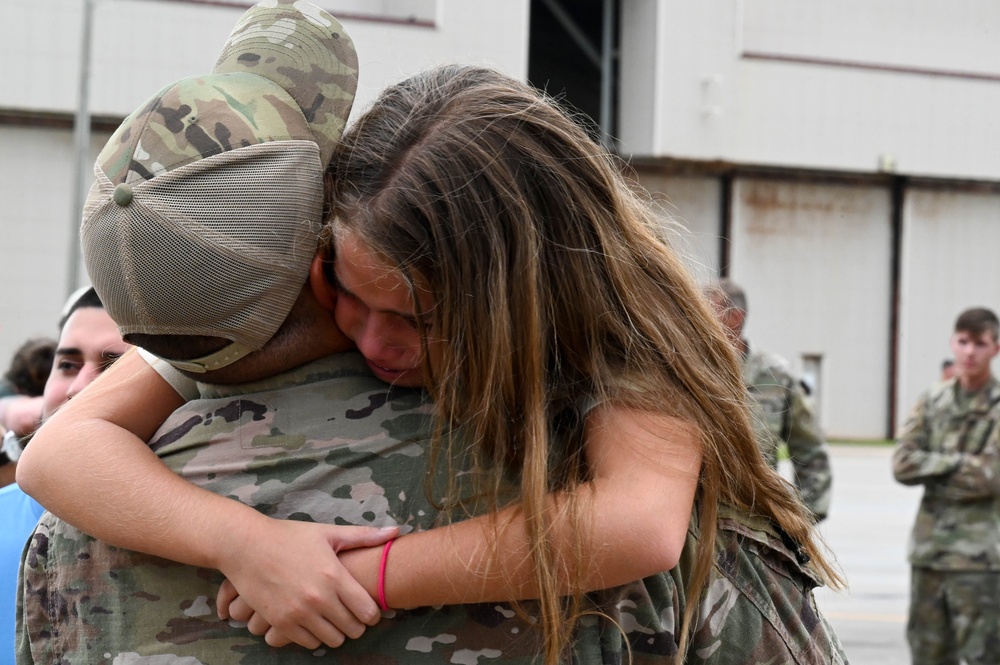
[68,0,95,298]
[599,0,615,150]
[886,176,906,439]
[719,172,734,275]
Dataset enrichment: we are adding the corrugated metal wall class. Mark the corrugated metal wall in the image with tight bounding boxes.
[730,179,893,439]
[638,167,1000,440]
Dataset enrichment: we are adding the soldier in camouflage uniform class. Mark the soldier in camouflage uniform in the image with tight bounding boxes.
[707,280,832,522]
[18,365,849,664]
[17,379,849,665]
[892,307,1000,665]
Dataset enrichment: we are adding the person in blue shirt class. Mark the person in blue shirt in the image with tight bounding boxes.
[0,287,129,663]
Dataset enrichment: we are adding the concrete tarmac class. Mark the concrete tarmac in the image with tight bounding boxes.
[807,443,921,665]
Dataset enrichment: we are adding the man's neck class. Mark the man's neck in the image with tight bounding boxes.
[958,371,992,394]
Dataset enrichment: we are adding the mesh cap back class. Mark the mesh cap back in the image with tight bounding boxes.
[84,142,322,349]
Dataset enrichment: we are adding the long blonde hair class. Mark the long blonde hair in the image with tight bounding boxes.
[327,64,840,663]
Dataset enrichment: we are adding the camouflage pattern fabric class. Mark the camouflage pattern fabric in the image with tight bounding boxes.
[212,0,359,169]
[743,345,832,522]
[892,376,1000,665]
[17,352,546,664]
[578,502,848,665]
[892,376,1000,570]
[906,568,1000,665]
[97,0,357,186]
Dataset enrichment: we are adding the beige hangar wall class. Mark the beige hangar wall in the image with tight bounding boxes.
[896,188,1000,431]
[729,179,893,440]
[631,173,897,440]
[634,172,722,285]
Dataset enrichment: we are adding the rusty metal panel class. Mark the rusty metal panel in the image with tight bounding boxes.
[730,179,892,440]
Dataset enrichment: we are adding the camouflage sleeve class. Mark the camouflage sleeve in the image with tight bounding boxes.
[934,420,1000,501]
[892,392,962,485]
[935,398,1000,500]
[15,517,47,665]
[685,511,849,665]
[783,381,832,522]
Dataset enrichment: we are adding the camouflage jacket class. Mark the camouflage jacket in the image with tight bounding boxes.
[583,501,847,665]
[743,345,832,521]
[892,376,1000,571]
[17,352,548,664]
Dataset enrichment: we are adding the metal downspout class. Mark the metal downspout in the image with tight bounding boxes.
[68,0,94,298]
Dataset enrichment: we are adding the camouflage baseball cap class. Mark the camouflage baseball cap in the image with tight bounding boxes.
[81,0,358,373]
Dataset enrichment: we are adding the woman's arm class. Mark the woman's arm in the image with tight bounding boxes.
[17,350,238,555]
[21,354,699,648]
[355,405,700,604]
[219,405,701,644]
[15,350,392,648]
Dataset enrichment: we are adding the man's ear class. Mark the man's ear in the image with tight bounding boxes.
[731,308,747,336]
[309,253,337,311]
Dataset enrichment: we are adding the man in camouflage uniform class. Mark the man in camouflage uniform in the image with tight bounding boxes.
[16,3,546,663]
[16,3,847,660]
[708,279,832,522]
[892,307,1000,665]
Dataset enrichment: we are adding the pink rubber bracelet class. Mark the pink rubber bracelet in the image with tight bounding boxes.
[377,538,396,611]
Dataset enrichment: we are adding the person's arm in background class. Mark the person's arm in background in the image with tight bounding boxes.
[936,440,1000,501]
[783,379,832,522]
[0,395,44,486]
[933,399,1000,502]
[892,391,963,485]
[0,396,43,438]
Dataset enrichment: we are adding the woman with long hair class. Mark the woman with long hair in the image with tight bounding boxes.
[301,63,844,662]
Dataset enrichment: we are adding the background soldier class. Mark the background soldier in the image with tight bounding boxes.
[893,307,1000,665]
[708,279,832,522]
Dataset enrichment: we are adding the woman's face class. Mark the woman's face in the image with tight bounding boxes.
[332,232,435,388]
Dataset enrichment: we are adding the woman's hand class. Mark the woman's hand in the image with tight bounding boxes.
[215,520,393,649]
[217,588,294,648]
